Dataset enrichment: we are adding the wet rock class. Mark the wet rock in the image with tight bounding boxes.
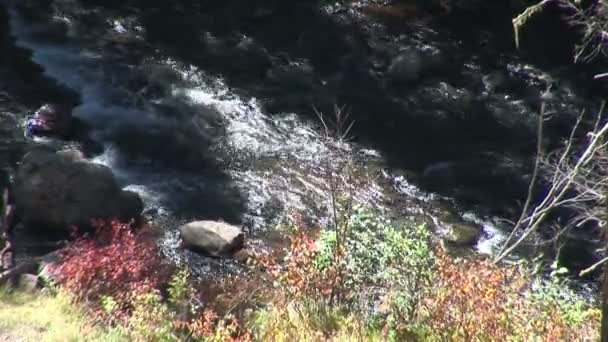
[387,46,444,83]
[422,158,526,199]
[38,251,62,285]
[108,119,213,171]
[417,81,473,112]
[513,0,581,65]
[17,274,39,292]
[14,0,53,21]
[13,147,143,231]
[443,222,483,246]
[482,70,508,93]
[387,48,423,83]
[200,34,271,76]
[231,36,272,74]
[0,261,38,288]
[266,60,317,90]
[233,248,254,264]
[179,220,244,257]
[422,161,462,186]
[56,148,85,161]
[136,64,184,98]
[0,112,22,146]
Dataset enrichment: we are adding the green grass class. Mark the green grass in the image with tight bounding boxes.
[0,288,125,342]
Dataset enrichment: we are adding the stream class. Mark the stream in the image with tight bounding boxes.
[0,0,606,291]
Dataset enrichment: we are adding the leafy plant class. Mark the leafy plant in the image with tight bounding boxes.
[315,205,436,323]
[258,204,436,339]
[528,277,598,330]
[423,251,599,341]
[53,220,171,313]
[168,268,194,320]
[101,295,119,316]
[127,290,178,342]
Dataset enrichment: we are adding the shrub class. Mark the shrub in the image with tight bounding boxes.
[271,231,332,299]
[54,220,170,314]
[254,205,436,340]
[127,290,179,341]
[256,205,599,341]
[168,268,195,321]
[422,251,599,341]
[54,222,254,341]
[125,269,252,342]
[424,252,520,341]
[186,312,251,342]
[526,277,600,339]
[315,206,436,321]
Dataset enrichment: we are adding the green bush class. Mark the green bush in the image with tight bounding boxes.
[315,205,436,326]
[168,269,195,319]
[528,277,598,329]
[126,290,179,341]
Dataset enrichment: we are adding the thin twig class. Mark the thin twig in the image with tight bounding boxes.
[496,102,545,259]
[495,102,608,263]
[580,256,608,277]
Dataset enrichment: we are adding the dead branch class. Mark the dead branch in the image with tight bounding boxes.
[495,101,608,263]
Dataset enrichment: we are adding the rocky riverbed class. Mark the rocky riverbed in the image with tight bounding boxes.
[0,0,605,288]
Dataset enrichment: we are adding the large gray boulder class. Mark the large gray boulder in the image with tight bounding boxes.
[13,148,143,231]
[179,220,244,257]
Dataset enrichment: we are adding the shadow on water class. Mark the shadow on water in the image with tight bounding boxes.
[68,0,608,216]
[4,0,608,279]
[2,2,248,230]
[59,0,608,279]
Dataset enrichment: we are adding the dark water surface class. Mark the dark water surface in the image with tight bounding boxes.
[0,0,605,288]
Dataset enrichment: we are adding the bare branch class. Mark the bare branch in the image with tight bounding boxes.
[495,102,608,263]
[580,256,608,277]
[497,102,545,257]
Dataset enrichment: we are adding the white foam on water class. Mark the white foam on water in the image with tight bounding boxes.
[6,6,522,272]
[165,59,328,160]
[461,211,508,256]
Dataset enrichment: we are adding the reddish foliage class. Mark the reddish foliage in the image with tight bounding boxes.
[175,309,252,342]
[425,250,576,341]
[253,230,340,302]
[54,220,170,310]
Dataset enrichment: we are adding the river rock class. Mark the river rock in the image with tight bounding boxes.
[13,147,143,231]
[17,274,40,292]
[38,251,63,286]
[387,46,444,83]
[482,70,508,93]
[179,220,244,257]
[387,48,423,83]
[443,222,482,246]
[266,61,316,90]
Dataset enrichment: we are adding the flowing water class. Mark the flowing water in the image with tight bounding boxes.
[0,0,605,286]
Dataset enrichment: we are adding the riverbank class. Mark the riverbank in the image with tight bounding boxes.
[0,208,600,341]
[0,0,604,334]
[0,0,605,303]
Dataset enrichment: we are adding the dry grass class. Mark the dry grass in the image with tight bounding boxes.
[249,301,385,342]
[0,288,124,342]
